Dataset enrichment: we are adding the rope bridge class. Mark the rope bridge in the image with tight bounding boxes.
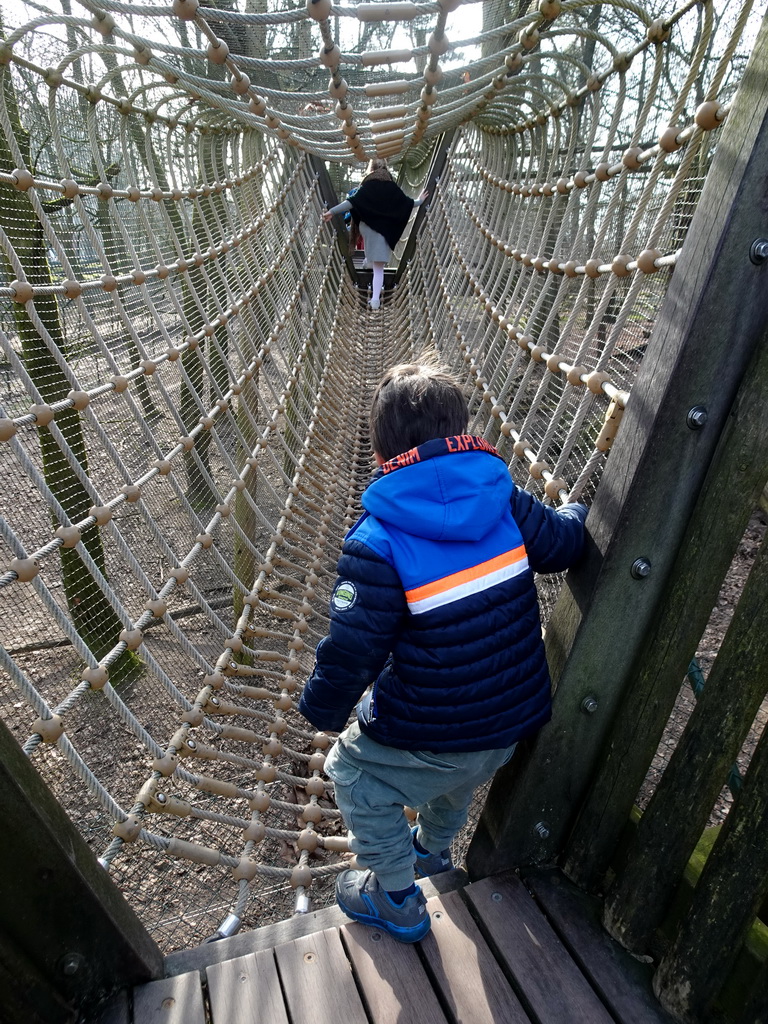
[0,0,760,950]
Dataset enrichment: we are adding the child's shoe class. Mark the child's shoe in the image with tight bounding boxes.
[369,297,380,310]
[412,827,454,879]
[335,868,431,943]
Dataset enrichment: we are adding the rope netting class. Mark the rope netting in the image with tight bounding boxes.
[0,0,762,950]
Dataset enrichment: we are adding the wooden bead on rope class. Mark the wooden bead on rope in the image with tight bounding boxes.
[89,504,113,525]
[529,460,550,480]
[81,664,108,689]
[232,73,250,96]
[29,403,53,428]
[695,101,723,131]
[249,792,270,813]
[244,821,266,843]
[11,168,34,191]
[121,484,142,502]
[584,259,601,279]
[519,26,539,50]
[513,440,529,459]
[659,126,682,152]
[32,714,65,743]
[595,162,611,182]
[301,801,323,824]
[567,364,587,386]
[538,0,561,19]
[11,280,34,304]
[119,628,143,651]
[612,254,632,277]
[428,32,450,56]
[207,39,229,65]
[233,858,258,882]
[92,11,115,35]
[319,43,340,67]
[307,0,331,19]
[0,419,16,442]
[637,248,662,274]
[586,370,611,394]
[622,147,642,170]
[646,19,670,43]
[9,556,40,582]
[291,865,312,889]
[55,523,81,548]
[297,829,318,852]
[172,0,200,19]
[545,477,568,500]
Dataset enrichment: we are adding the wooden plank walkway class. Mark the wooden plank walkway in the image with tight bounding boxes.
[91,870,675,1024]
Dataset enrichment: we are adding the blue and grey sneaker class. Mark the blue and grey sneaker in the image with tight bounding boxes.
[412,827,454,879]
[335,868,431,943]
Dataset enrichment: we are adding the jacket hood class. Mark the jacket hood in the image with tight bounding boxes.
[362,438,512,542]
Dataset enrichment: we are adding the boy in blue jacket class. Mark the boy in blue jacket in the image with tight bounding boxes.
[299,360,587,942]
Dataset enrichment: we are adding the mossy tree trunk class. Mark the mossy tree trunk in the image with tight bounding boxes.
[0,65,134,676]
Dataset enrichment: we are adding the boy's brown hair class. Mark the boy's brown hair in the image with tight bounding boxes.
[369,357,468,461]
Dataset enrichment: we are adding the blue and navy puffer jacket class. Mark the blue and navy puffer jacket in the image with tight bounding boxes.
[299,435,587,751]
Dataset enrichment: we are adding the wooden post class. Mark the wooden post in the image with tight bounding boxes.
[394,130,455,285]
[652,714,768,1021]
[564,319,768,893]
[0,719,163,1021]
[602,518,768,950]
[310,154,356,279]
[466,9,768,877]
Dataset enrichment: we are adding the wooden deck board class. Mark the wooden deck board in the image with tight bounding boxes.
[113,870,673,1024]
[419,891,531,1024]
[274,926,369,1024]
[341,921,449,1024]
[525,870,676,1024]
[463,873,615,1024]
[131,972,206,1024]
[206,949,289,1024]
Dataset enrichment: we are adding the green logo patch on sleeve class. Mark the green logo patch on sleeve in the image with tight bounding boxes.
[331,581,357,611]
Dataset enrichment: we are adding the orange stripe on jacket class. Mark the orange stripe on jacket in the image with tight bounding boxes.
[405,544,528,604]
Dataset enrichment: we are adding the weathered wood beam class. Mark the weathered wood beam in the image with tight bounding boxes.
[603,510,768,949]
[652,706,768,1021]
[466,8,768,876]
[309,154,356,279]
[0,718,162,1021]
[565,316,768,894]
[394,130,455,285]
